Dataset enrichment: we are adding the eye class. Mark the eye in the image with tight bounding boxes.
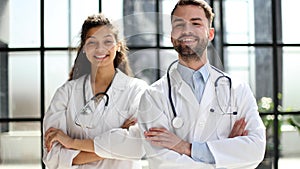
[173,23,184,29]
[86,41,97,45]
[104,40,114,45]
[192,22,202,26]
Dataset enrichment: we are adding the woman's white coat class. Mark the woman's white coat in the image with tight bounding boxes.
[43,69,147,169]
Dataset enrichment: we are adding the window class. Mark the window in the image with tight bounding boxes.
[213,0,300,168]
[0,0,99,168]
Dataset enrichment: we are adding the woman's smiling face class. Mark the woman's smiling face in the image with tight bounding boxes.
[84,26,119,68]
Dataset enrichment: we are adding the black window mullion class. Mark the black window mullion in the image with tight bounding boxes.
[271,0,282,168]
[40,0,45,168]
[156,0,161,79]
[218,0,225,65]
[99,0,102,13]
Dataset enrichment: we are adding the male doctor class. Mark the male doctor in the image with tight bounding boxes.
[138,0,266,168]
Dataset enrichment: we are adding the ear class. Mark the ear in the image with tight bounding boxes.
[208,28,215,41]
[171,37,175,46]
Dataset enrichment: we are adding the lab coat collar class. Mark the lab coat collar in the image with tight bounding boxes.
[110,69,128,91]
[170,65,215,112]
[75,69,128,105]
[169,69,200,110]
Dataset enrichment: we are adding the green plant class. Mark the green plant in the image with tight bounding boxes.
[287,116,300,133]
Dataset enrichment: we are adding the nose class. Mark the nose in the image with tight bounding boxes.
[95,46,109,54]
[94,42,104,50]
[94,42,112,52]
[182,23,193,35]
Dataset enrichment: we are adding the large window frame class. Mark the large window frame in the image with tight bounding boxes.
[0,0,101,168]
[214,0,300,169]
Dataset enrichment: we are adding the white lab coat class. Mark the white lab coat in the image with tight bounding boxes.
[43,69,148,169]
[138,65,266,169]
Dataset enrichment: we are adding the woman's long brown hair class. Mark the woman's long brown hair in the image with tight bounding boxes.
[68,13,133,81]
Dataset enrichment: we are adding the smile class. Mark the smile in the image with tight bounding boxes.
[179,38,197,42]
[94,55,108,59]
[178,36,199,45]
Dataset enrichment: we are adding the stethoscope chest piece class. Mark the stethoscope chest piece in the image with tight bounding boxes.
[172,117,184,129]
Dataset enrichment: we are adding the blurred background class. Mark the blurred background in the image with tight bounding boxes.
[0,0,299,168]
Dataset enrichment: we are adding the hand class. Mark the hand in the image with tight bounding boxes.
[44,127,74,152]
[228,117,248,138]
[121,117,137,129]
[144,128,191,156]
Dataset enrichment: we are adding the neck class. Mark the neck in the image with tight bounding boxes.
[90,66,116,94]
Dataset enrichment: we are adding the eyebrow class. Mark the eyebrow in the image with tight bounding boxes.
[86,34,114,39]
[172,17,203,23]
[190,17,203,22]
[172,18,184,23]
[104,34,114,38]
[86,36,96,39]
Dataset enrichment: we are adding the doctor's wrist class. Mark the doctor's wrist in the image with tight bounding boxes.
[72,139,94,152]
[184,141,192,156]
[177,140,191,156]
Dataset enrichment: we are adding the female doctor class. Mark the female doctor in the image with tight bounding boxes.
[43,13,148,169]
[138,0,266,169]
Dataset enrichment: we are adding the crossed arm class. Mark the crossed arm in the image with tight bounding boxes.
[144,118,248,157]
[44,118,138,165]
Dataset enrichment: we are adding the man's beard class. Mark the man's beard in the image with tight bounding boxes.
[173,36,209,62]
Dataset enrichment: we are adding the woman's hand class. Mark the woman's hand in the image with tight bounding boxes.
[44,127,74,152]
[121,117,137,129]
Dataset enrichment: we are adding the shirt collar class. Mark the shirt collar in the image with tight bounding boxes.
[177,62,210,83]
[177,62,194,86]
[198,63,210,83]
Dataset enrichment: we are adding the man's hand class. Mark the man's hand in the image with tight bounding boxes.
[121,117,137,129]
[144,118,248,156]
[144,128,191,156]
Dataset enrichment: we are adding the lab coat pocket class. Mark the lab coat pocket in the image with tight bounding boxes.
[216,115,237,139]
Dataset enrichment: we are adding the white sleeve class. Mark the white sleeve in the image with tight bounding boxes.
[138,89,214,169]
[94,124,145,160]
[93,80,147,160]
[42,85,80,169]
[207,83,266,169]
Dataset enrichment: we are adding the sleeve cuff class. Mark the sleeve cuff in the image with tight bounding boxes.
[191,142,215,164]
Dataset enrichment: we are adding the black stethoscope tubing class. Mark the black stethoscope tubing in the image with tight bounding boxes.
[167,60,179,119]
[82,71,116,107]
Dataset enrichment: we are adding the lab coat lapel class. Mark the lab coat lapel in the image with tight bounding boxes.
[172,70,199,110]
[109,69,127,102]
[199,67,223,141]
[198,77,214,115]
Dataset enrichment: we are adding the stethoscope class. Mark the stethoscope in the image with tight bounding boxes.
[82,74,110,107]
[167,60,237,129]
[74,72,114,128]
